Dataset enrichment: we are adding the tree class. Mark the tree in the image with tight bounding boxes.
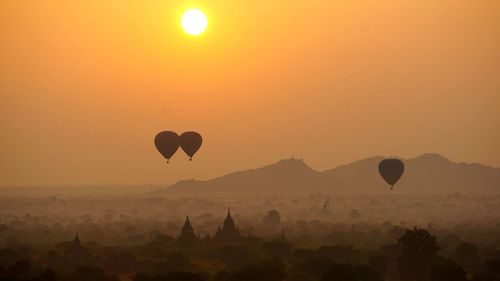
[263,210,281,225]
[284,271,316,281]
[35,269,57,281]
[454,242,482,273]
[216,259,286,281]
[293,248,315,261]
[156,234,175,243]
[165,252,192,272]
[103,252,138,274]
[209,245,255,268]
[454,242,479,264]
[66,265,119,281]
[316,245,361,264]
[134,271,206,281]
[5,259,36,279]
[262,241,291,258]
[320,264,383,281]
[473,260,500,281]
[398,228,440,281]
[350,209,361,220]
[0,248,20,267]
[143,252,194,275]
[290,257,333,278]
[430,257,468,281]
[368,255,388,276]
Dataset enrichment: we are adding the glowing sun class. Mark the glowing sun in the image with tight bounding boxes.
[181,9,208,36]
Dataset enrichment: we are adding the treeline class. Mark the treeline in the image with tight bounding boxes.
[1,228,500,281]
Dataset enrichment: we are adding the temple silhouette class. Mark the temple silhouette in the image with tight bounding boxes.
[178,208,244,244]
[65,233,90,266]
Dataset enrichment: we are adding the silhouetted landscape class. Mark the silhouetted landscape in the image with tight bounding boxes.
[0,153,499,281]
[2,0,499,280]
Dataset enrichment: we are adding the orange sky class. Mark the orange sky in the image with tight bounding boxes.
[1,0,499,186]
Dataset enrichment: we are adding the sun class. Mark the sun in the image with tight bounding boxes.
[181,9,208,36]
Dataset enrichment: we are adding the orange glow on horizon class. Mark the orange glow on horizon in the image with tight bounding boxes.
[0,0,499,185]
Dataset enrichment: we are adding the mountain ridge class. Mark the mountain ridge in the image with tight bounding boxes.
[159,153,500,196]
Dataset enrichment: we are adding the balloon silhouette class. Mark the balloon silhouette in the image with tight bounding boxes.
[180,131,202,160]
[378,158,405,190]
[154,131,180,163]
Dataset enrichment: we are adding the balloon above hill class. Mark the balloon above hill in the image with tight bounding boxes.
[154,131,203,162]
[180,131,203,160]
[154,131,180,163]
[378,158,405,190]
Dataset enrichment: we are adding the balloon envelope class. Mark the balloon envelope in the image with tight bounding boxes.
[154,131,180,162]
[378,158,405,189]
[180,131,203,160]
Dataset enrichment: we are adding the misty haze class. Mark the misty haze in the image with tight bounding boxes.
[1,1,499,281]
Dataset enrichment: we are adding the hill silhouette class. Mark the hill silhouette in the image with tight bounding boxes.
[161,153,500,196]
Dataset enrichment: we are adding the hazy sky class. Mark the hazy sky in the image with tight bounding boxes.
[1,0,499,186]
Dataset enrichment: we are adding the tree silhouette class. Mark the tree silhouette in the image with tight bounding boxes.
[454,241,482,275]
[292,248,315,261]
[262,241,291,258]
[67,265,119,281]
[473,260,500,281]
[134,271,205,281]
[284,271,316,281]
[263,210,281,225]
[38,269,57,281]
[454,242,479,264]
[7,260,31,278]
[430,257,468,281]
[215,259,286,281]
[290,256,333,278]
[165,252,192,272]
[316,245,361,264]
[320,264,383,281]
[367,255,388,276]
[209,245,255,268]
[398,228,440,281]
[0,248,20,268]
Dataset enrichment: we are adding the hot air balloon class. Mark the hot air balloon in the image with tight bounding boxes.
[378,158,405,190]
[180,131,202,160]
[154,131,180,163]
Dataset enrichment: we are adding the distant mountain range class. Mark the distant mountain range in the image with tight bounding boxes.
[159,153,500,196]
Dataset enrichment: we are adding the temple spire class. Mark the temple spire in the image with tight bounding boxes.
[73,233,81,245]
[178,216,197,242]
[215,208,241,242]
